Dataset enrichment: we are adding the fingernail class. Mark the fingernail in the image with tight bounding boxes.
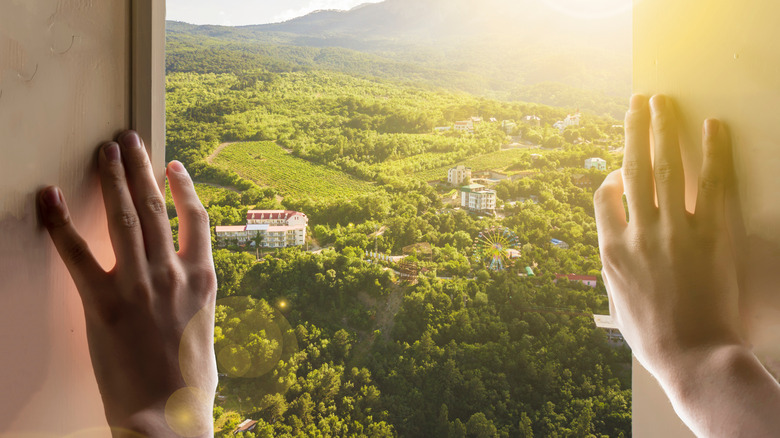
[120,131,141,149]
[630,94,647,110]
[169,160,186,173]
[705,119,720,136]
[103,142,120,162]
[41,186,61,209]
[650,95,666,111]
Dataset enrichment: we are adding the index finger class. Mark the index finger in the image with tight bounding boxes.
[39,186,106,296]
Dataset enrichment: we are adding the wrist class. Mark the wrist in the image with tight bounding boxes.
[655,344,754,404]
[108,389,214,438]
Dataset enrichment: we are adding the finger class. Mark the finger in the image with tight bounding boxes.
[117,130,175,261]
[649,95,686,216]
[167,161,212,262]
[622,94,656,221]
[98,142,146,269]
[594,170,628,238]
[39,186,105,294]
[695,119,730,221]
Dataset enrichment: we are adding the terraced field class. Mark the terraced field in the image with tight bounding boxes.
[213,141,379,199]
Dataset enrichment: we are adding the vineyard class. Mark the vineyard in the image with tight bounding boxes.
[213,141,380,199]
[411,148,541,182]
[165,182,236,206]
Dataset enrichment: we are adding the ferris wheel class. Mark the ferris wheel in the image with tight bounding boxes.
[472,227,521,271]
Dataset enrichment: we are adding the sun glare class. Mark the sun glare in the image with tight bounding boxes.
[541,0,631,20]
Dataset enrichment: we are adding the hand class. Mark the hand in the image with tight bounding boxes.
[595,95,780,437]
[38,131,217,437]
[595,94,742,375]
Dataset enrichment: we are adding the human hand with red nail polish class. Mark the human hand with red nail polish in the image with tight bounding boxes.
[594,95,780,437]
[39,131,216,437]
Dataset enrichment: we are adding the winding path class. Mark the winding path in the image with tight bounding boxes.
[206,142,236,164]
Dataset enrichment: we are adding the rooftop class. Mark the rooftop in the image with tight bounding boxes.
[247,210,307,221]
[593,314,619,330]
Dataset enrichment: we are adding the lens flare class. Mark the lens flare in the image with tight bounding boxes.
[165,387,212,437]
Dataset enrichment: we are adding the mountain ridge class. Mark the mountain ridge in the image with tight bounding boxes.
[166,0,631,116]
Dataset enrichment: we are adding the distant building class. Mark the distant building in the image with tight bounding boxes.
[555,273,597,287]
[460,184,497,213]
[470,116,483,124]
[571,173,596,190]
[593,314,626,347]
[501,120,518,133]
[553,112,581,132]
[489,170,508,180]
[489,117,498,123]
[585,157,607,171]
[454,120,474,132]
[434,126,452,132]
[550,239,570,249]
[523,115,541,126]
[216,210,308,248]
[448,165,472,185]
[233,419,258,435]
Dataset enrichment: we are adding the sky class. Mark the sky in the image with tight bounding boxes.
[166,0,385,26]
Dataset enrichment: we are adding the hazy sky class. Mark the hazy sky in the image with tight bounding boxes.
[166,0,385,26]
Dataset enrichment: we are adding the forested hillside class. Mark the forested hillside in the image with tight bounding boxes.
[165,29,631,437]
[167,0,632,118]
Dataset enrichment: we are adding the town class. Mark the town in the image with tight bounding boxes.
[165,24,632,436]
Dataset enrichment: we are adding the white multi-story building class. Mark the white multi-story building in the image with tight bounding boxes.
[460,184,497,213]
[454,120,474,132]
[553,112,581,132]
[448,165,472,185]
[216,210,308,248]
[585,157,607,171]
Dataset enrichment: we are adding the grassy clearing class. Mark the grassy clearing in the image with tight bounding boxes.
[213,141,379,199]
[413,148,537,182]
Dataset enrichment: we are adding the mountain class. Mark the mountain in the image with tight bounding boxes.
[255,0,630,50]
[167,0,632,117]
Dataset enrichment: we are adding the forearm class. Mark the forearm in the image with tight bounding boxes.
[657,345,780,438]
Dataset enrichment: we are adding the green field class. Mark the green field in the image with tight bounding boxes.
[412,148,539,182]
[213,141,379,199]
[165,182,237,206]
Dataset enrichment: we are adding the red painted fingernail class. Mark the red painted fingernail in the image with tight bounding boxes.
[120,130,141,149]
[705,119,720,136]
[103,142,120,162]
[42,186,61,209]
[169,160,186,173]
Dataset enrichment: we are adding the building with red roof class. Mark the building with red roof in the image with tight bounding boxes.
[555,273,598,288]
[216,210,308,248]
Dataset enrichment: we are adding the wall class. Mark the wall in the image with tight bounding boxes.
[0,1,159,434]
[633,0,780,436]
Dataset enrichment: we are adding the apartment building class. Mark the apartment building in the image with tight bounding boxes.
[460,184,497,213]
[448,165,472,185]
[216,210,308,248]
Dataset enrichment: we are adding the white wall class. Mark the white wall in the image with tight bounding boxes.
[0,1,142,434]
